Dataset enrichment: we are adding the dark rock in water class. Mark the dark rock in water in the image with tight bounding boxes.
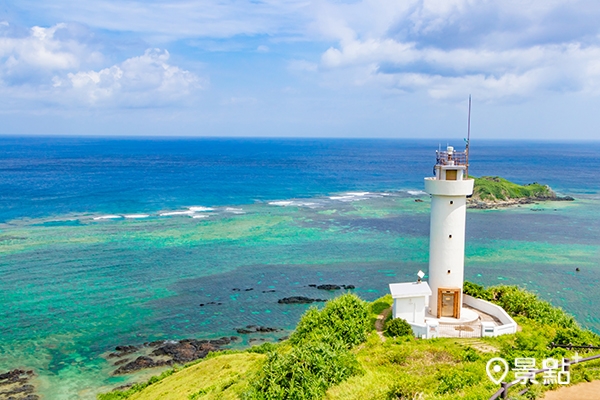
[313,284,355,290]
[236,325,281,334]
[209,337,233,346]
[200,301,222,307]
[150,340,220,364]
[278,336,290,341]
[576,268,581,272]
[557,196,575,201]
[230,336,240,341]
[113,356,171,375]
[0,369,38,399]
[232,288,241,291]
[115,345,138,353]
[414,199,424,202]
[110,336,233,375]
[278,296,326,304]
[113,358,131,366]
[108,345,139,358]
[244,288,254,291]
[262,290,276,293]
[308,284,316,287]
[316,284,341,290]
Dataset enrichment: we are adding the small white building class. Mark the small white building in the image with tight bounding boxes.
[389,281,431,324]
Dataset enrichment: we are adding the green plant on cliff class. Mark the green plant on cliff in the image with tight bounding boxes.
[384,318,413,338]
[472,176,553,201]
[244,293,369,400]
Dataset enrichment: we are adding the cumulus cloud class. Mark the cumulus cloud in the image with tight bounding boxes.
[314,0,600,101]
[0,23,203,108]
[0,22,102,85]
[54,49,203,107]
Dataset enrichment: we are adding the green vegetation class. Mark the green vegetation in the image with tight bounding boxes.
[384,318,413,338]
[100,286,600,400]
[472,176,553,202]
[246,293,370,399]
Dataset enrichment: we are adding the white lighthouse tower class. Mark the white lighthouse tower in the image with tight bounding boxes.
[425,146,474,319]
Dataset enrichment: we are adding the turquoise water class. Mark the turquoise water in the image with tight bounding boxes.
[0,138,599,398]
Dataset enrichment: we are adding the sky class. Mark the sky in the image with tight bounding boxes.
[1,0,600,140]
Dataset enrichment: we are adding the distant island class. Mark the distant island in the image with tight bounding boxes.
[469,176,574,209]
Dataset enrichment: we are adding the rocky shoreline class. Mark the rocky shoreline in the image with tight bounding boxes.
[0,369,38,400]
[107,336,239,375]
[468,195,574,209]
[4,282,357,396]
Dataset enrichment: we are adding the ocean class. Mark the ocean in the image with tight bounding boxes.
[0,137,599,398]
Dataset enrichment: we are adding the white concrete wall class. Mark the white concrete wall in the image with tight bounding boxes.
[424,178,473,316]
[463,294,518,336]
[393,297,426,324]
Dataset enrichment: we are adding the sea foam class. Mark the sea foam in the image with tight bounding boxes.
[93,215,122,220]
[159,210,195,216]
[189,206,214,212]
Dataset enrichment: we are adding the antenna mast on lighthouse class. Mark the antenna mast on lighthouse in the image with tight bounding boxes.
[466,95,471,178]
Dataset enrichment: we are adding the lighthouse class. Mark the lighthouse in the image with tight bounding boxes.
[425,145,474,319]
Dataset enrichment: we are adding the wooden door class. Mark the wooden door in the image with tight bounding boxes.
[438,288,461,318]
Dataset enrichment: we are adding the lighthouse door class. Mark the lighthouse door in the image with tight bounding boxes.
[438,288,461,318]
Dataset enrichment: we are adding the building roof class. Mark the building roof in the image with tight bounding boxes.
[389,281,432,298]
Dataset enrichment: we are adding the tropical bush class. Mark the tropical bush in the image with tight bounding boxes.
[384,318,413,338]
[244,340,361,400]
[245,293,369,399]
[290,293,370,348]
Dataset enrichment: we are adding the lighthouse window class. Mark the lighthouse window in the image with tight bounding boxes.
[450,201,454,205]
[449,234,453,238]
[447,270,451,274]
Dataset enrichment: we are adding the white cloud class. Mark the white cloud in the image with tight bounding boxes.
[312,0,600,101]
[0,23,102,85]
[54,49,204,107]
[0,23,204,108]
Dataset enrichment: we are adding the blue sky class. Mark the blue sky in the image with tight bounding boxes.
[1,0,600,139]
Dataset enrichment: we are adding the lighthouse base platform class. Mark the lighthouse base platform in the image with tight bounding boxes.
[425,307,479,325]
[407,296,518,339]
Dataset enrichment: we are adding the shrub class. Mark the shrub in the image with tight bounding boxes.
[245,293,369,399]
[463,281,493,301]
[290,293,370,348]
[488,285,577,328]
[552,327,600,347]
[384,318,413,338]
[244,340,361,400]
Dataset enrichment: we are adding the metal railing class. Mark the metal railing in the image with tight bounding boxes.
[489,353,600,399]
[435,150,467,166]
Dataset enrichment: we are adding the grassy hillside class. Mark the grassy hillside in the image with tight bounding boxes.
[99,287,600,400]
[472,176,554,202]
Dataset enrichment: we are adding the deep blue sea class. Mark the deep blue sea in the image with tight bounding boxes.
[0,137,599,398]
